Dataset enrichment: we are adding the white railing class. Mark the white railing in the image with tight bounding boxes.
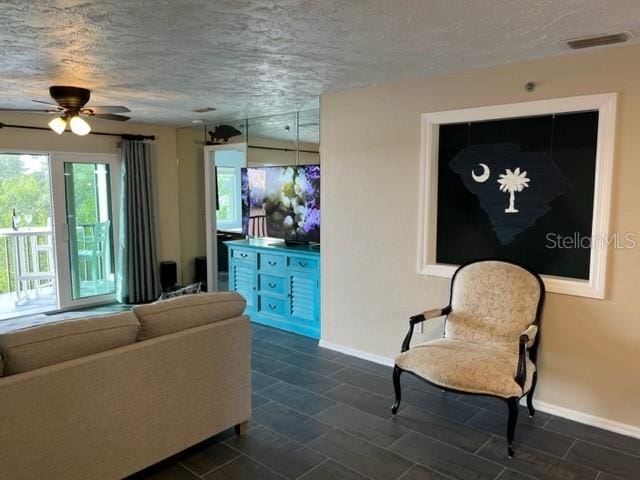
[0,227,55,306]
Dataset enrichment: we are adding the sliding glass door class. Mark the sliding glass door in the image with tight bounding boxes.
[0,152,57,320]
[64,162,115,300]
[51,153,119,309]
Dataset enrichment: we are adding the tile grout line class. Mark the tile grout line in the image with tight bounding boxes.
[292,458,329,480]
[221,440,293,479]
[474,433,497,455]
[188,452,242,478]
[254,424,378,480]
[384,430,413,451]
[496,466,543,480]
[396,463,460,480]
[176,461,206,479]
[494,466,507,479]
[562,437,578,460]
[388,426,506,471]
[464,407,486,426]
[576,437,640,460]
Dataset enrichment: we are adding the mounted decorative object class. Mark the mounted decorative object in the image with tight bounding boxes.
[207,124,242,144]
[418,94,617,299]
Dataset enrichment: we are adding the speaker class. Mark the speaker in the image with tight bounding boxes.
[194,256,207,283]
[159,261,177,291]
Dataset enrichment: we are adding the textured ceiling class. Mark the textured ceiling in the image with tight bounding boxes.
[0,0,639,126]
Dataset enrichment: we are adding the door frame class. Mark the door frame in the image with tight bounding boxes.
[50,152,120,309]
[203,143,247,292]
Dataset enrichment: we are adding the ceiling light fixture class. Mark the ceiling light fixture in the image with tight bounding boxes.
[69,115,91,136]
[48,116,68,135]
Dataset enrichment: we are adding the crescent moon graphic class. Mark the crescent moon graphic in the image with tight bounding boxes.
[471,163,490,183]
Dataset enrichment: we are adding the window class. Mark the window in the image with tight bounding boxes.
[216,166,242,230]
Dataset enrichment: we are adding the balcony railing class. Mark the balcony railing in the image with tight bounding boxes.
[0,227,56,320]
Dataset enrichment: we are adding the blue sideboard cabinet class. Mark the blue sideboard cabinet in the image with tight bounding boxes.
[225,239,320,338]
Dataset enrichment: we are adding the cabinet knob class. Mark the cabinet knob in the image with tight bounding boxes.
[268,304,277,310]
[268,260,277,266]
[268,282,276,288]
[298,261,308,267]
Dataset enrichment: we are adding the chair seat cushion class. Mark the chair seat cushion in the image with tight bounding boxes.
[395,338,535,398]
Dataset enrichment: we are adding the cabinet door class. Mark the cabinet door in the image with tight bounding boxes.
[229,260,256,310]
[286,271,318,326]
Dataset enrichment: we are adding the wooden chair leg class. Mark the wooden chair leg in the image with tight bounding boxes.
[507,397,519,457]
[391,366,402,414]
[527,371,538,417]
[234,421,248,436]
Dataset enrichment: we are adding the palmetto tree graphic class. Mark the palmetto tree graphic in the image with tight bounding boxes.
[497,168,530,213]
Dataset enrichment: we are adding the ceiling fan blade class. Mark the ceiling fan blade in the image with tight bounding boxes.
[32,99,60,107]
[92,113,130,121]
[84,105,131,114]
[0,108,58,113]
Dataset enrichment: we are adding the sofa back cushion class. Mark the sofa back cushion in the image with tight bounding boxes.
[0,312,140,376]
[133,292,246,340]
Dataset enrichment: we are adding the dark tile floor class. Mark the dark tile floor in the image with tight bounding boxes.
[129,323,640,480]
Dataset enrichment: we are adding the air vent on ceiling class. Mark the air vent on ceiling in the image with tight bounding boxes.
[566,32,630,50]
[191,107,216,113]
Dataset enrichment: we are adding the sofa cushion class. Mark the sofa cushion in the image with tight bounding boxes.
[0,312,140,376]
[133,292,246,340]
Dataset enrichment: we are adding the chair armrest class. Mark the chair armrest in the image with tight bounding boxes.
[402,306,451,352]
[521,325,538,349]
[409,306,451,325]
[515,324,539,390]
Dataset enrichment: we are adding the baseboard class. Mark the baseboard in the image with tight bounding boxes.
[318,338,640,440]
[319,339,395,367]
[532,400,640,440]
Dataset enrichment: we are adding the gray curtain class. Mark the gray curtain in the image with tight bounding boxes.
[116,140,160,303]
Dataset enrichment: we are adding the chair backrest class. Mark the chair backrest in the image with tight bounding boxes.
[445,260,544,354]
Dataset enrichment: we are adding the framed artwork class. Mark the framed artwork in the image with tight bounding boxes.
[418,94,617,298]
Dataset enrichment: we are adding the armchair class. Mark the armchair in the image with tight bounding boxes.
[391,259,545,457]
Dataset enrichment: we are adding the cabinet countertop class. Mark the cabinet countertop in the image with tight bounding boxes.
[224,238,320,256]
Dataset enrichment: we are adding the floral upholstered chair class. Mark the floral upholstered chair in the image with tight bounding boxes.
[391,259,545,457]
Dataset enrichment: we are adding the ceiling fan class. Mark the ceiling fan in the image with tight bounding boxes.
[0,86,131,136]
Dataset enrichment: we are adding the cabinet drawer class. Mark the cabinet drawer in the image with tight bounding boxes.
[259,253,285,273]
[288,255,318,272]
[259,274,285,295]
[232,249,256,262]
[258,295,286,317]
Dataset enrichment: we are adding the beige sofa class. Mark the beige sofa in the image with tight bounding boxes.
[0,292,251,480]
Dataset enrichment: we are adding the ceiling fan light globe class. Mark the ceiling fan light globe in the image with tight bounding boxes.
[48,116,67,135]
[69,115,91,136]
